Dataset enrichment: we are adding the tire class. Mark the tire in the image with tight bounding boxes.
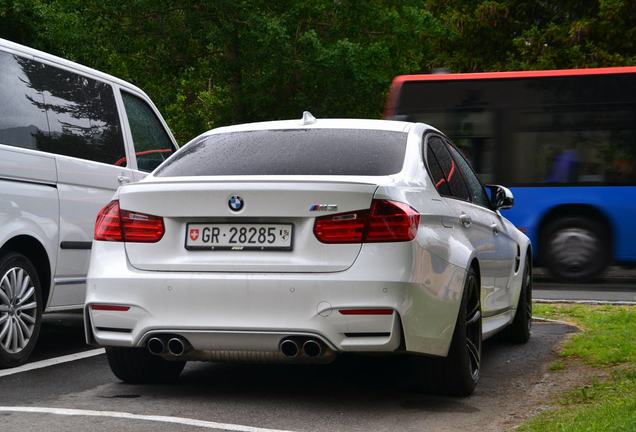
[106,347,186,384]
[501,255,532,344]
[411,268,482,397]
[542,217,609,282]
[0,252,43,368]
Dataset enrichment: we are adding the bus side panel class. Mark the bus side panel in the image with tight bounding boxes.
[501,186,636,263]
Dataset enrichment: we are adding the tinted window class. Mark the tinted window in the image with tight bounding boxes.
[39,64,125,165]
[0,51,50,150]
[427,136,470,200]
[447,142,491,207]
[424,139,450,195]
[395,74,636,185]
[121,92,175,172]
[156,129,407,177]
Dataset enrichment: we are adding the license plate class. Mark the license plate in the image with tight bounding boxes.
[185,223,293,251]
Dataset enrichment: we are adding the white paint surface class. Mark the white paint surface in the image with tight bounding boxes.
[0,407,297,432]
[0,348,105,378]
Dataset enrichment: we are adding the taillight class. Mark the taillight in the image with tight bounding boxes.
[313,199,419,244]
[366,199,420,242]
[94,200,123,241]
[94,200,165,243]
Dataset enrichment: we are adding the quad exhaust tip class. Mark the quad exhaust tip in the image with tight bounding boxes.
[280,337,325,358]
[147,337,165,355]
[279,339,300,358]
[147,336,189,356]
[167,337,186,356]
[302,339,322,357]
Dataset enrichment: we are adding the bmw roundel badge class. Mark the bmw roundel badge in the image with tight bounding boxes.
[228,195,244,212]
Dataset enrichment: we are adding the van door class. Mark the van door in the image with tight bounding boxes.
[33,60,135,308]
[119,91,177,179]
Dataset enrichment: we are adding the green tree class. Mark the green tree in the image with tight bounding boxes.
[1,1,635,142]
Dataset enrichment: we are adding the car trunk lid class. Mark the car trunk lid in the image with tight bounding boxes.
[119,177,378,272]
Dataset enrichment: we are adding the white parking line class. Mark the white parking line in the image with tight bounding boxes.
[0,348,105,378]
[0,407,297,432]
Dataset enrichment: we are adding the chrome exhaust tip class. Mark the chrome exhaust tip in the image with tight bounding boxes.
[302,339,323,358]
[279,339,299,358]
[147,337,165,355]
[167,337,186,356]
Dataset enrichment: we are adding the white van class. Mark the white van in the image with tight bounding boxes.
[0,39,178,367]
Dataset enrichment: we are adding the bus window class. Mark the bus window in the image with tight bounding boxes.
[386,68,636,281]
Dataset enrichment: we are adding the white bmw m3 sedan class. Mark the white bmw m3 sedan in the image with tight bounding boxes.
[85,114,532,396]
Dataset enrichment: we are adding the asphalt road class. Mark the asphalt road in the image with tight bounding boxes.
[3,270,632,432]
[533,267,636,303]
[0,315,576,432]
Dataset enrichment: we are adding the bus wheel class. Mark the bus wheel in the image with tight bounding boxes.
[542,217,608,282]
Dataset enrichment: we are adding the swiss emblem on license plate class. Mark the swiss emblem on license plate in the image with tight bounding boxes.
[189,228,200,241]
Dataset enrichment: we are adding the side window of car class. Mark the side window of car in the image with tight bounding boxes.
[39,63,127,165]
[424,139,451,196]
[121,91,176,172]
[426,136,470,201]
[446,141,492,208]
[0,51,51,150]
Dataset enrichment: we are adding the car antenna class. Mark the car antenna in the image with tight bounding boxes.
[301,111,316,125]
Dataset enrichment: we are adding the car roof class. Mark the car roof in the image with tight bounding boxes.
[0,38,148,95]
[199,117,439,139]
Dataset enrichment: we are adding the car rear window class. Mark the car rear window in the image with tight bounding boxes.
[154,129,407,177]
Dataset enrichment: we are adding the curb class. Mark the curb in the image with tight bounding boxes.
[533,299,636,306]
[531,316,577,326]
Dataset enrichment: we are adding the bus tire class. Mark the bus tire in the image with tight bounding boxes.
[542,217,609,282]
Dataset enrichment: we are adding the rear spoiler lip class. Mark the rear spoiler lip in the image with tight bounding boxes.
[127,174,400,188]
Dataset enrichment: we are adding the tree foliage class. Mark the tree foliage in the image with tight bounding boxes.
[1,0,635,142]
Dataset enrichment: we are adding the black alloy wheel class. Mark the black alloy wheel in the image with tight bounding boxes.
[502,255,532,343]
[106,347,186,384]
[464,272,482,381]
[411,268,482,397]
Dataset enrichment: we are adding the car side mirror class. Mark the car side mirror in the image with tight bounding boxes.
[486,185,514,210]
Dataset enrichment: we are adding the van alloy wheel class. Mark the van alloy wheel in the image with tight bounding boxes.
[0,267,37,354]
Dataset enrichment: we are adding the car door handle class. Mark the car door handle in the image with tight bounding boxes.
[490,223,500,235]
[117,175,131,185]
[459,214,472,228]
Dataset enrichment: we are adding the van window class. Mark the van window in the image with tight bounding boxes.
[0,51,50,150]
[121,92,175,172]
[38,63,126,165]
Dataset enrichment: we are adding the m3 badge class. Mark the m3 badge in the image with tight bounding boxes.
[309,204,338,212]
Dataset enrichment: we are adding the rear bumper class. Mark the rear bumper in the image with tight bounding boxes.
[85,241,466,357]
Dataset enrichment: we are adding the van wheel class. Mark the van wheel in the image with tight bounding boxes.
[0,252,43,368]
[106,347,185,384]
[411,268,481,396]
[542,217,608,282]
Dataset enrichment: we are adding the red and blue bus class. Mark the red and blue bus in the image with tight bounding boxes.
[385,67,636,281]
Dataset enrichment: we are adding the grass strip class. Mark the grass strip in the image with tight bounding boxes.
[518,304,636,432]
